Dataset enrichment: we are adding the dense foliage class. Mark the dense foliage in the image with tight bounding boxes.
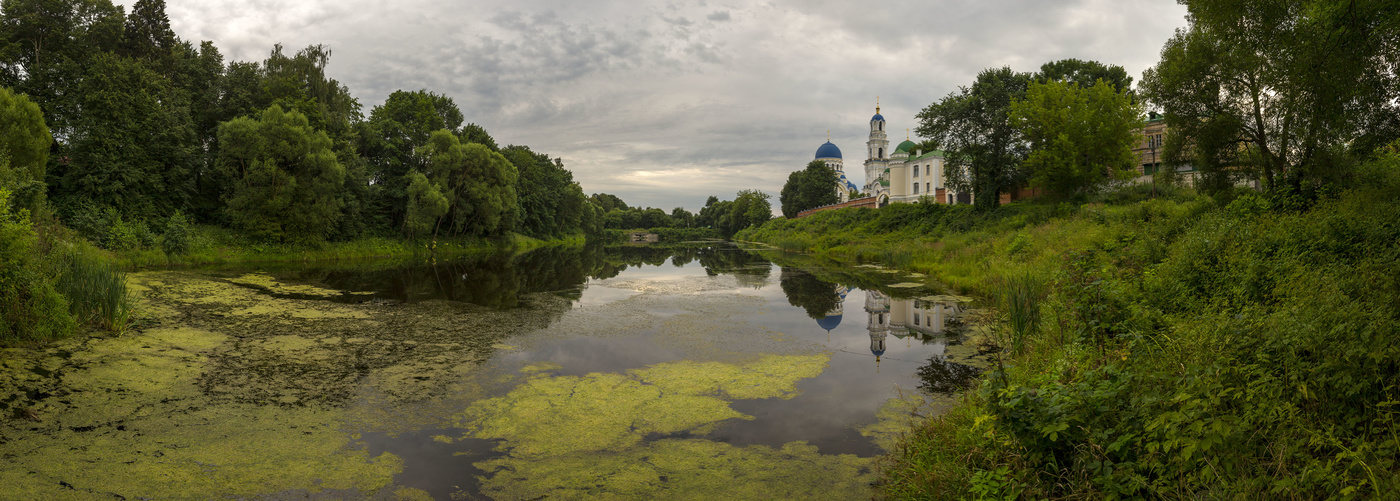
[0,0,607,250]
[1010,79,1141,199]
[1141,0,1400,193]
[779,160,839,218]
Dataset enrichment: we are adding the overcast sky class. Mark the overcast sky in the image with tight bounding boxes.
[150,0,1189,212]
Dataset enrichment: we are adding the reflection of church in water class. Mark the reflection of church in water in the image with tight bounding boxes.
[815,287,962,370]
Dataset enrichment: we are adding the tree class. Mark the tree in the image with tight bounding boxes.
[779,160,839,218]
[0,0,125,140]
[1037,58,1132,94]
[57,52,196,221]
[1140,0,1400,193]
[360,89,466,230]
[723,189,771,237]
[503,145,579,238]
[402,170,446,238]
[418,130,517,237]
[117,0,176,70]
[217,105,344,243]
[0,85,51,210]
[590,193,629,212]
[1009,80,1142,199]
[670,207,694,228]
[916,67,1033,211]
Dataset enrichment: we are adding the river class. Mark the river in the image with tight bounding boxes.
[0,242,988,500]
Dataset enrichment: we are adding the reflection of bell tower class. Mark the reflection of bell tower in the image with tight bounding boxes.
[865,290,890,371]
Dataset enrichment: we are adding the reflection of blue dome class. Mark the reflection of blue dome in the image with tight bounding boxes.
[871,348,886,357]
[872,113,885,122]
[816,314,843,331]
[815,141,842,159]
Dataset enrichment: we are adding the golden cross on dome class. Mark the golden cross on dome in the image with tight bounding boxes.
[827,130,830,141]
[876,96,880,114]
[906,128,910,140]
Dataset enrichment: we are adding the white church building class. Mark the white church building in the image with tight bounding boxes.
[812,101,974,207]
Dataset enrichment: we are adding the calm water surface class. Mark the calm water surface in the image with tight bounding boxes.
[298,244,984,499]
[0,243,986,500]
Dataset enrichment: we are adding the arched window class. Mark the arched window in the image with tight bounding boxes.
[878,147,883,158]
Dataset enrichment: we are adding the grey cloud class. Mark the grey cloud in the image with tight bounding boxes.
[159,0,1188,212]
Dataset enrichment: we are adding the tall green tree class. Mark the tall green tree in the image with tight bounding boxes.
[779,160,838,218]
[590,193,628,212]
[1037,58,1133,94]
[1009,80,1142,199]
[0,0,125,139]
[418,130,517,237]
[56,52,195,220]
[0,85,51,210]
[217,105,344,243]
[259,44,360,141]
[359,89,464,230]
[503,145,581,238]
[1141,0,1400,193]
[722,189,771,237]
[916,66,1033,211]
[117,0,175,70]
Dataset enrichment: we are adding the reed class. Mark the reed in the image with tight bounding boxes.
[994,268,1047,355]
[49,246,133,334]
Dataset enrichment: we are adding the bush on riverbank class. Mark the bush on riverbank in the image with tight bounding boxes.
[742,153,1400,497]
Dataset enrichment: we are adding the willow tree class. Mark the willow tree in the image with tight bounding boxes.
[217,105,344,243]
[417,130,517,237]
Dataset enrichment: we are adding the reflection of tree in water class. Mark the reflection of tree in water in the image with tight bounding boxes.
[916,357,981,394]
[311,245,608,309]
[779,268,842,319]
[304,243,774,309]
[695,247,772,288]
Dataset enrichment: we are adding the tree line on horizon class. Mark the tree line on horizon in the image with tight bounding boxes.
[0,0,616,248]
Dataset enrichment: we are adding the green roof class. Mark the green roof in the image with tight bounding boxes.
[893,140,918,154]
[911,150,945,161]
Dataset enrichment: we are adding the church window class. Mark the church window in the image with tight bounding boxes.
[926,183,931,193]
[914,313,921,326]
[878,147,883,158]
[913,183,919,194]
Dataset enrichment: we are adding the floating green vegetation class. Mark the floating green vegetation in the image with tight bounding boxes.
[887,282,926,288]
[226,272,375,299]
[0,327,402,499]
[1,268,581,498]
[472,438,873,500]
[452,353,879,499]
[454,354,828,457]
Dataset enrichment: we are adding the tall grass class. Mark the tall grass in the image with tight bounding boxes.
[49,246,133,334]
[994,269,1048,355]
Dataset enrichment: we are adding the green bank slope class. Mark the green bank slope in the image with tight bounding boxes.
[737,164,1400,497]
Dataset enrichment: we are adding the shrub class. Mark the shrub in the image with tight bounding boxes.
[0,189,75,344]
[162,210,193,255]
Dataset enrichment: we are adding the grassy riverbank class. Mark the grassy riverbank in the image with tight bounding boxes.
[0,202,588,346]
[737,156,1400,497]
[111,226,585,269]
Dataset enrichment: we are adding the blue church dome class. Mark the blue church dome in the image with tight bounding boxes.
[815,141,842,159]
[871,113,885,122]
[816,314,843,331]
[871,348,886,357]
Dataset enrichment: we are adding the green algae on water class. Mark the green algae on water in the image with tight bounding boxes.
[472,438,873,500]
